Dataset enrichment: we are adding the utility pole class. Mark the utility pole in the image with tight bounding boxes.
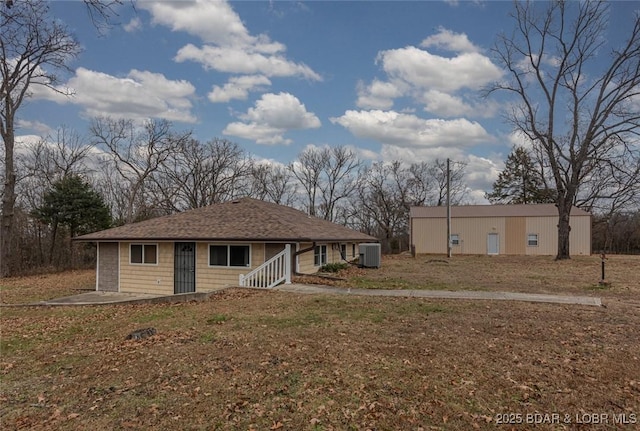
[446,158,452,258]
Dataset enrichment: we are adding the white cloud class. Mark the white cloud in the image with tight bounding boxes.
[15,120,55,137]
[330,110,493,149]
[140,0,254,46]
[175,44,321,80]
[420,89,499,118]
[355,29,502,117]
[464,153,502,199]
[208,75,272,103]
[507,130,536,150]
[356,79,404,110]
[377,46,502,93]
[123,17,142,33]
[33,67,197,123]
[224,92,321,145]
[420,27,481,54]
[142,0,321,83]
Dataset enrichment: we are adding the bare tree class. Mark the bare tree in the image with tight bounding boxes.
[318,146,360,222]
[578,142,640,215]
[488,1,640,259]
[1,0,81,276]
[250,162,298,206]
[289,147,329,217]
[355,161,411,253]
[90,117,191,223]
[290,146,360,221]
[155,138,252,212]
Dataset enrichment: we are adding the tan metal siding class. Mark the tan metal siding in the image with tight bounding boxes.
[525,215,591,256]
[119,242,174,295]
[412,217,506,254]
[568,215,591,256]
[453,217,506,254]
[97,242,119,292]
[412,218,447,254]
[525,216,556,255]
[412,212,591,256]
[505,217,526,255]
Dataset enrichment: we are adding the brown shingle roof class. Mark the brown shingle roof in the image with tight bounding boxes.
[410,204,591,218]
[75,198,378,243]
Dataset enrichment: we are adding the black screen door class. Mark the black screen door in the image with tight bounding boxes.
[174,242,196,294]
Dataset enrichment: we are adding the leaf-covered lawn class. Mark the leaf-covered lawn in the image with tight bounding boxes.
[2,256,639,429]
[2,287,639,430]
[328,254,640,299]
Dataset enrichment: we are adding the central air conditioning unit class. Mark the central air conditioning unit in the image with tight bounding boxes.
[358,243,381,268]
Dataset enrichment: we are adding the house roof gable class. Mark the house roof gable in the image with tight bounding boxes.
[75,198,377,243]
[409,204,591,219]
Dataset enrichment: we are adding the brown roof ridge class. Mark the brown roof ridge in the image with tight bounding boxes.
[74,197,378,243]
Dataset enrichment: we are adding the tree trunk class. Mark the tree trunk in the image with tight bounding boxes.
[48,220,59,266]
[1,128,16,277]
[556,203,572,260]
[69,228,74,270]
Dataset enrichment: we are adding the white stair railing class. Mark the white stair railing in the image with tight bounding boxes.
[239,244,291,288]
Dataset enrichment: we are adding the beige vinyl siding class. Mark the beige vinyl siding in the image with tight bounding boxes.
[328,243,342,264]
[197,242,265,290]
[296,242,353,274]
[297,242,317,274]
[339,242,358,261]
[119,242,174,295]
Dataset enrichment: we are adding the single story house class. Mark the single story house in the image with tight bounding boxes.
[75,198,378,294]
[410,204,591,256]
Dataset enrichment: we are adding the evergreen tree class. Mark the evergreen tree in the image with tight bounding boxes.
[32,174,111,266]
[486,146,555,204]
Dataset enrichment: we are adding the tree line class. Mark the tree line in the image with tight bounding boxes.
[2,117,468,274]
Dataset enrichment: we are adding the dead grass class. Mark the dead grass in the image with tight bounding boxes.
[312,254,640,300]
[1,257,639,430]
[0,270,95,305]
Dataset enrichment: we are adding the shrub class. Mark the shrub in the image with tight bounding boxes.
[320,262,349,273]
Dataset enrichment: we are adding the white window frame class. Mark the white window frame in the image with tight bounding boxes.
[130,243,158,265]
[527,234,539,247]
[314,245,327,267]
[450,234,460,246]
[208,244,251,268]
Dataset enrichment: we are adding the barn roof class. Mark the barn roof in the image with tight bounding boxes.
[409,204,591,219]
[75,198,377,243]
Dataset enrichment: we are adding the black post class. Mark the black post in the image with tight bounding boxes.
[600,252,606,283]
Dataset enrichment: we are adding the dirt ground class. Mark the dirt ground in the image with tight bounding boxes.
[1,256,639,430]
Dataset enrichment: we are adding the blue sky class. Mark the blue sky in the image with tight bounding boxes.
[16,0,640,202]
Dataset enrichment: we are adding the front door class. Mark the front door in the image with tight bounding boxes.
[487,233,499,255]
[174,242,196,294]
